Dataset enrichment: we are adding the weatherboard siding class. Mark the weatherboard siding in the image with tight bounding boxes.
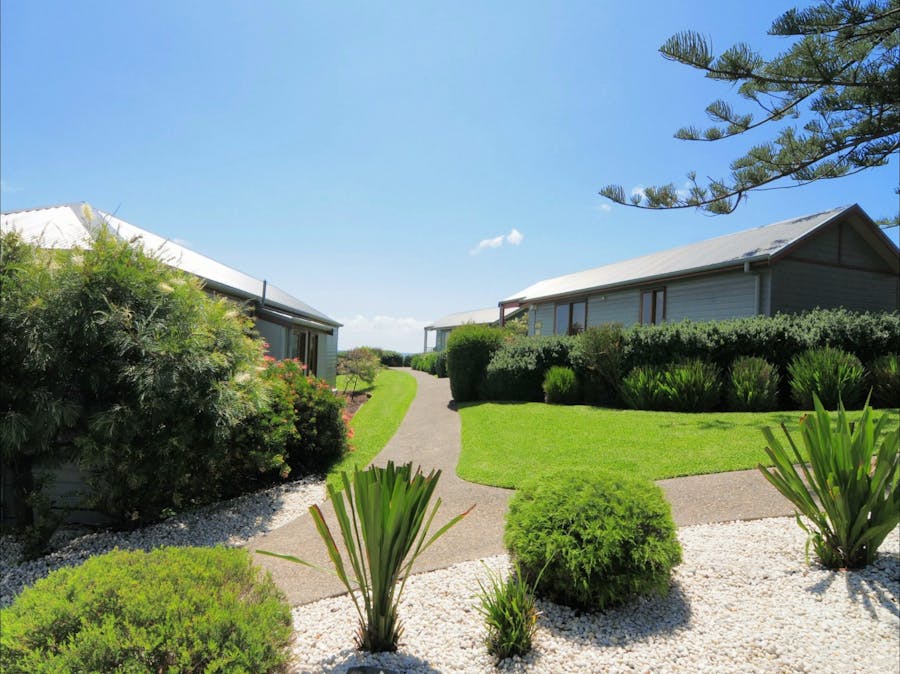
[321,330,338,386]
[771,260,899,314]
[665,271,760,322]
[587,289,639,326]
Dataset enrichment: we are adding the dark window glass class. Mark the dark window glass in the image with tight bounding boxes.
[641,288,666,325]
[555,304,569,335]
[641,292,653,324]
[655,292,665,324]
[570,301,586,335]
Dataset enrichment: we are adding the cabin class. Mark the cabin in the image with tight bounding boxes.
[499,204,899,335]
[424,306,527,351]
[1,203,341,383]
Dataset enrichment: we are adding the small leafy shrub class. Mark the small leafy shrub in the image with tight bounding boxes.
[0,547,292,673]
[271,359,349,472]
[543,366,579,404]
[788,347,865,409]
[759,397,900,568]
[410,352,439,375]
[476,560,539,661]
[434,350,448,378]
[374,348,405,367]
[505,470,682,611]
[260,462,472,652]
[571,324,626,406]
[447,325,505,402]
[727,356,780,411]
[620,365,666,410]
[484,335,576,401]
[659,359,721,412]
[337,347,381,393]
[868,354,900,408]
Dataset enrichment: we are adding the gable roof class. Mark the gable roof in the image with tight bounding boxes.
[1,202,341,328]
[426,307,503,330]
[503,204,895,304]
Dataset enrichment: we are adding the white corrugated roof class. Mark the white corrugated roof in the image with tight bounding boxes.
[1,202,340,327]
[504,206,854,303]
[426,307,502,330]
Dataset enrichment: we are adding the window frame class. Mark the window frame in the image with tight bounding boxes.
[554,299,589,335]
[639,287,666,325]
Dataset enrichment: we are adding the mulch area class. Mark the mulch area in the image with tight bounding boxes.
[339,391,370,419]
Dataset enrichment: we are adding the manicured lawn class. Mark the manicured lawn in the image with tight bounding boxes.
[327,369,417,490]
[457,402,900,488]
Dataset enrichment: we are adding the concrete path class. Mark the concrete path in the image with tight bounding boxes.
[248,368,795,607]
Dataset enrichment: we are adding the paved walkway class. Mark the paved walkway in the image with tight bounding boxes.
[248,369,796,607]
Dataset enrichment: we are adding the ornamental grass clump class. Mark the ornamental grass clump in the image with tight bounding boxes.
[758,395,900,568]
[476,560,541,661]
[788,347,865,409]
[727,356,780,411]
[505,470,682,611]
[868,353,900,408]
[259,461,472,652]
[542,366,579,404]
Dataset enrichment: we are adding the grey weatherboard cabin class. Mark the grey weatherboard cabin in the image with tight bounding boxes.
[1,203,341,384]
[424,306,527,351]
[499,204,899,335]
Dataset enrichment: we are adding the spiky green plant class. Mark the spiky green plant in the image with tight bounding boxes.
[258,461,472,652]
[476,560,542,661]
[758,395,900,569]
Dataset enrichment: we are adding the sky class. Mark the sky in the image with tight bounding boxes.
[2,1,897,353]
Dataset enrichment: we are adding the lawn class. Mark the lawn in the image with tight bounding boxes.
[457,402,900,488]
[327,369,417,490]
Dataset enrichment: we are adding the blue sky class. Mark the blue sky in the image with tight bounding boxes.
[2,1,897,352]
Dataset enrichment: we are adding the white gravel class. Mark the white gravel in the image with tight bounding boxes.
[289,518,900,674]
[3,492,898,673]
[0,474,325,607]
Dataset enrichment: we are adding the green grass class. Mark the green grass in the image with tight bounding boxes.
[327,369,417,490]
[458,402,900,488]
[336,374,376,395]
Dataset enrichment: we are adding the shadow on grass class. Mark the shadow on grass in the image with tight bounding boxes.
[805,550,900,619]
[540,580,692,647]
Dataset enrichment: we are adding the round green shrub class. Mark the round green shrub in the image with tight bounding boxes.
[504,470,682,611]
[727,356,780,411]
[788,347,865,409]
[446,324,505,402]
[542,366,579,404]
[868,354,899,408]
[0,547,292,673]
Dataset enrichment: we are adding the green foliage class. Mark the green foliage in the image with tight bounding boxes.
[570,324,626,405]
[410,352,440,375]
[483,335,576,401]
[868,354,900,408]
[434,350,448,378]
[727,356,780,412]
[337,347,381,393]
[601,1,900,217]
[542,366,579,405]
[364,347,404,367]
[504,470,682,610]
[659,359,722,412]
[447,325,505,402]
[789,347,866,409]
[0,547,292,673]
[759,396,900,568]
[476,560,540,661]
[620,365,666,410]
[1,227,286,527]
[269,359,349,473]
[259,462,471,652]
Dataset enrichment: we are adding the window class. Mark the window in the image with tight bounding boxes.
[290,329,320,376]
[640,288,666,325]
[555,300,587,335]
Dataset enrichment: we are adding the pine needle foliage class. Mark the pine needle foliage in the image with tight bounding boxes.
[600,0,900,219]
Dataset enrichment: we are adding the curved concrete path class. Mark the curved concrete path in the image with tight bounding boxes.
[249,369,795,607]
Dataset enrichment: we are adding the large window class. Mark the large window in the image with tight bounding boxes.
[640,288,666,325]
[555,300,587,335]
[290,329,320,376]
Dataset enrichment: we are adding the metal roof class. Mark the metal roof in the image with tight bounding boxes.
[426,307,502,330]
[503,205,859,304]
[1,202,341,328]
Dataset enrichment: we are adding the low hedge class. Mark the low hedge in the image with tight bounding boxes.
[484,336,576,401]
[0,547,292,673]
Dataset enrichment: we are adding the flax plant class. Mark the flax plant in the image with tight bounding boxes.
[259,461,472,652]
[476,560,542,660]
[758,395,900,569]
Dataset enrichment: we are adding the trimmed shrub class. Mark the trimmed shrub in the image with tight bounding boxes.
[447,325,505,402]
[788,347,865,409]
[434,350,448,378]
[570,324,626,406]
[543,366,579,404]
[659,359,721,412]
[868,354,900,408]
[727,356,780,412]
[505,470,682,611]
[0,547,292,673]
[376,349,405,367]
[620,365,666,410]
[410,352,441,375]
[483,336,576,401]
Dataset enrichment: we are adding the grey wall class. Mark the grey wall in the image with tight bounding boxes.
[255,319,288,358]
[320,329,338,386]
[665,271,760,322]
[771,260,899,313]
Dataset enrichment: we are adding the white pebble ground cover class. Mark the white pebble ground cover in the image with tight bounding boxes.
[0,474,325,607]
[290,519,900,674]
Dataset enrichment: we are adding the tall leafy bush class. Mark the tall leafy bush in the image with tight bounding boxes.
[759,397,900,568]
[447,325,505,402]
[571,324,626,405]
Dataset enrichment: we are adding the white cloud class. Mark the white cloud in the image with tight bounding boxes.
[0,179,23,194]
[595,203,612,213]
[470,228,524,255]
[337,314,431,354]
